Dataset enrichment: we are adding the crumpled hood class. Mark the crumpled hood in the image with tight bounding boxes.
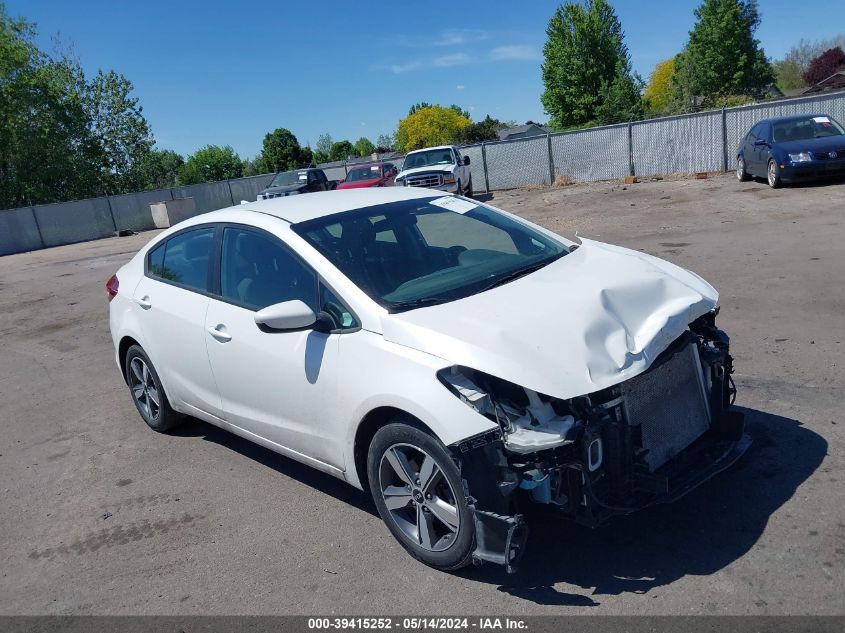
[397,164,456,179]
[381,238,718,399]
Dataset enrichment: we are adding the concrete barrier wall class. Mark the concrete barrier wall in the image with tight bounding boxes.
[229,174,273,203]
[0,207,43,256]
[171,181,233,215]
[109,188,173,232]
[33,197,115,248]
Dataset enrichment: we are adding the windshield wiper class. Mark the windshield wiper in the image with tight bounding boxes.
[388,297,446,312]
[481,259,558,292]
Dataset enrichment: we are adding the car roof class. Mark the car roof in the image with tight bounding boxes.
[233,187,441,224]
[759,114,831,124]
[405,145,453,154]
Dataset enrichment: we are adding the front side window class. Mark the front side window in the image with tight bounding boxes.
[293,198,567,312]
[220,227,316,311]
[148,226,215,292]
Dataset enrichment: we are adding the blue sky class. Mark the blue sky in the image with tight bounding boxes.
[8,0,845,159]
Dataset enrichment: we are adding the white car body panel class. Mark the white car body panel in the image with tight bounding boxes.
[108,189,719,492]
[382,237,718,400]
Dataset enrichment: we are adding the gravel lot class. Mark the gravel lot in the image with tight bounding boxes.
[0,174,843,615]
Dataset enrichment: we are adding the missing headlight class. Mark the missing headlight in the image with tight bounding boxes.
[438,366,579,454]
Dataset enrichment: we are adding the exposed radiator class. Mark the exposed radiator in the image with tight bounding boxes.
[621,341,711,471]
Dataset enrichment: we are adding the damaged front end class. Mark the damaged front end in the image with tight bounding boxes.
[442,310,748,573]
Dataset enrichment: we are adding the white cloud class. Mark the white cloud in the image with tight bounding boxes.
[456,84,465,90]
[433,53,472,67]
[434,29,490,46]
[360,122,366,126]
[390,60,423,74]
[489,45,540,61]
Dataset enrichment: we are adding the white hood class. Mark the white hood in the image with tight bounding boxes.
[381,238,718,400]
[397,164,456,179]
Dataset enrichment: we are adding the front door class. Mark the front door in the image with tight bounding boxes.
[203,225,345,468]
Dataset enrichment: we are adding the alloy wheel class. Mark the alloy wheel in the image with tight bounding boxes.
[378,443,460,552]
[736,158,744,180]
[129,357,161,421]
[768,161,777,187]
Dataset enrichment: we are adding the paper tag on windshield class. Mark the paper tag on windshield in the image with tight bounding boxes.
[813,116,830,123]
[429,196,477,214]
[298,173,307,180]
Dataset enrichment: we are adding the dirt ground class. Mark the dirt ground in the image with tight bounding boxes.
[0,173,843,615]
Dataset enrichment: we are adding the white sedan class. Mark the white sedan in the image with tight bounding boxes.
[108,188,748,573]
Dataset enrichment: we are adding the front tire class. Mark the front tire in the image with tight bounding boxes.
[367,422,474,571]
[124,345,182,432]
[736,156,750,181]
[767,159,781,188]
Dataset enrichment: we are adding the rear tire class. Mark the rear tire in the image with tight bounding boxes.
[464,177,473,198]
[367,421,474,571]
[736,156,750,181]
[124,345,183,432]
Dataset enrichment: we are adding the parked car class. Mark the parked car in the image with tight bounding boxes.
[257,168,337,199]
[108,188,745,573]
[336,163,397,189]
[737,114,845,187]
[395,145,472,196]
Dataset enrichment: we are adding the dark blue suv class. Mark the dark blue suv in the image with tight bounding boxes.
[736,114,845,188]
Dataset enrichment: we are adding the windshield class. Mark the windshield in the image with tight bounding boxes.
[346,165,382,182]
[270,171,308,187]
[772,116,845,142]
[292,197,568,312]
[403,149,455,170]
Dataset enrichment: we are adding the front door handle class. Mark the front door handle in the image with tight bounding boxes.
[136,296,152,310]
[207,324,232,343]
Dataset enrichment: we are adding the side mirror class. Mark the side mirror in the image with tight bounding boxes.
[255,300,317,331]
[754,139,767,146]
[463,156,471,165]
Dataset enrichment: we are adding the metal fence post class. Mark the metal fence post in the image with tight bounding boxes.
[29,206,46,249]
[226,180,235,206]
[721,108,728,172]
[627,122,635,177]
[105,196,118,232]
[481,143,490,193]
[546,134,556,185]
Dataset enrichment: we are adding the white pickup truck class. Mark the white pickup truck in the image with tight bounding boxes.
[394,145,473,196]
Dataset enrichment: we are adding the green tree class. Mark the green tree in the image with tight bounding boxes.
[396,105,471,151]
[454,115,509,144]
[643,58,677,116]
[673,0,773,111]
[408,102,433,116]
[177,145,243,185]
[314,133,332,163]
[300,145,314,167]
[260,128,303,172]
[126,148,183,190]
[354,137,375,157]
[448,104,472,120]
[595,69,644,124]
[241,156,264,176]
[375,133,395,152]
[541,0,640,129]
[329,140,354,161]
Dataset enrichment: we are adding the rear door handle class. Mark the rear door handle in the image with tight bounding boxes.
[207,324,232,343]
[136,296,152,310]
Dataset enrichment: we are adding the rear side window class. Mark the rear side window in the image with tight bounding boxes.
[147,227,215,292]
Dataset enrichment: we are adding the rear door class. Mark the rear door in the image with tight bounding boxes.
[133,225,222,418]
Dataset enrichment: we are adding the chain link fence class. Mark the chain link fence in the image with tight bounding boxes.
[3,92,845,256]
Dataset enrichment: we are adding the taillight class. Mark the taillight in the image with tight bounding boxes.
[106,274,119,301]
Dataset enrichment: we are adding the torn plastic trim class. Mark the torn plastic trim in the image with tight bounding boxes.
[468,506,527,574]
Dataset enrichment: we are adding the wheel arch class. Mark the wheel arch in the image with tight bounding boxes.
[118,335,141,384]
[352,406,436,491]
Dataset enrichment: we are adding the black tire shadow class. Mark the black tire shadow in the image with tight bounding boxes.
[170,418,378,518]
[455,407,827,606]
